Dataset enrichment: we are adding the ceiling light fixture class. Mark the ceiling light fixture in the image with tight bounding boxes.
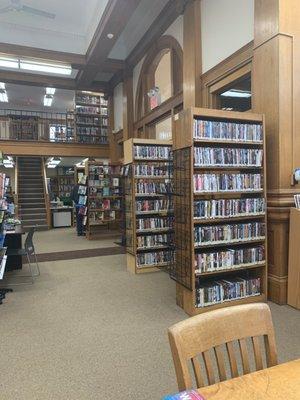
[43,95,53,107]
[220,89,251,98]
[107,33,114,39]
[0,56,19,69]
[20,60,72,75]
[46,157,61,168]
[0,82,5,89]
[46,87,56,95]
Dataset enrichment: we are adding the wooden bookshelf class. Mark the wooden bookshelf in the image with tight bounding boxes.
[85,161,121,240]
[124,138,174,274]
[74,91,108,145]
[173,107,267,316]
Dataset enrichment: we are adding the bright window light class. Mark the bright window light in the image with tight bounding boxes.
[0,91,8,103]
[0,57,19,69]
[20,60,72,75]
[44,95,53,107]
[0,82,5,89]
[46,87,56,95]
[220,89,251,98]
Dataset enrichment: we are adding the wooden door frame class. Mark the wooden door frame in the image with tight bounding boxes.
[200,41,254,108]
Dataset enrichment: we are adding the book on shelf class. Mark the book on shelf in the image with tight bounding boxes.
[137,216,174,231]
[193,173,262,193]
[78,195,87,206]
[137,250,174,268]
[194,198,265,220]
[194,147,263,167]
[193,119,263,142]
[194,222,265,246]
[195,276,261,308]
[134,145,171,160]
[195,245,265,274]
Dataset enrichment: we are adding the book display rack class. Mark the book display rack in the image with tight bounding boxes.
[85,161,122,240]
[58,173,74,199]
[172,108,267,315]
[74,91,108,145]
[124,138,174,274]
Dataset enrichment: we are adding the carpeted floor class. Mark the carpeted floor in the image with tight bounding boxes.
[0,254,299,399]
[34,227,121,254]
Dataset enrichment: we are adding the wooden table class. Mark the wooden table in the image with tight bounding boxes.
[198,359,300,399]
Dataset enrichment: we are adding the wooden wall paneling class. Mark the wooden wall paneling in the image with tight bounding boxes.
[123,71,134,141]
[287,208,300,309]
[183,0,202,108]
[252,0,300,304]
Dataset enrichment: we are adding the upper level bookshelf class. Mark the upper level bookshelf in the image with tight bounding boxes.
[124,138,174,274]
[172,108,267,316]
[74,91,108,145]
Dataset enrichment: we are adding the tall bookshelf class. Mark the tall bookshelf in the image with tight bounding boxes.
[172,108,267,316]
[75,91,108,145]
[124,138,174,274]
[85,161,122,240]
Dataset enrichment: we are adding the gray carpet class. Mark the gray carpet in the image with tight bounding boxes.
[0,255,299,400]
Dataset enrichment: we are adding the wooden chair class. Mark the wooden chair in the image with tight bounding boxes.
[168,303,278,391]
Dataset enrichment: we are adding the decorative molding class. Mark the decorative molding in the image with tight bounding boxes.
[134,34,183,121]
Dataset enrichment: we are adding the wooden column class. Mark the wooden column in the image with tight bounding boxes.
[183,0,202,108]
[123,70,134,140]
[252,0,300,304]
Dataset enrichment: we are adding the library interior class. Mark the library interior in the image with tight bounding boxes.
[0,1,299,399]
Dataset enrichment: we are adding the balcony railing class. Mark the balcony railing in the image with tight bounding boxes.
[0,109,108,145]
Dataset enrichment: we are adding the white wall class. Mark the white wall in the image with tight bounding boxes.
[113,83,124,131]
[164,15,183,48]
[201,0,254,73]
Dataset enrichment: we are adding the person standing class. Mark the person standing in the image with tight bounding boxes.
[71,182,84,236]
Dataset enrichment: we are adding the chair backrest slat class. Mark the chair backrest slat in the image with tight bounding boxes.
[214,346,227,382]
[252,336,264,371]
[202,350,215,386]
[168,303,278,391]
[226,341,239,378]
[191,357,205,388]
[238,338,250,374]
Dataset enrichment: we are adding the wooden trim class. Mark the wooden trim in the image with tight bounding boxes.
[200,41,254,108]
[78,0,143,87]
[135,35,183,121]
[0,141,110,158]
[134,91,183,130]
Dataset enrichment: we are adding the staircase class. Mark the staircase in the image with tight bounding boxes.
[18,157,48,231]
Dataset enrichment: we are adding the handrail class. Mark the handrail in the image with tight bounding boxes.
[41,158,51,229]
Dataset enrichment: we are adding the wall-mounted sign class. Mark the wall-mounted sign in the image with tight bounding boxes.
[147,86,161,110]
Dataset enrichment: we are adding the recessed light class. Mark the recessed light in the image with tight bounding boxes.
[107,33,114,39]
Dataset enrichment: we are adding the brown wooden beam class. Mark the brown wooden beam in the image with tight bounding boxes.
[0,70,77,90]
[0,141,110,158]
[77,0,142,88]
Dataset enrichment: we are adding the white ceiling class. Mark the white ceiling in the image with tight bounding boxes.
[108,0,169,60]
[0,0,109,53]
[0,83,74,112]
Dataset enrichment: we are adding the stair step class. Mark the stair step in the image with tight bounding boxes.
[18,202,45,207]
[21,216,47,222]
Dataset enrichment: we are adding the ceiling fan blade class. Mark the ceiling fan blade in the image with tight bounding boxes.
[0,5,14,14]
[21,5,55,19]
